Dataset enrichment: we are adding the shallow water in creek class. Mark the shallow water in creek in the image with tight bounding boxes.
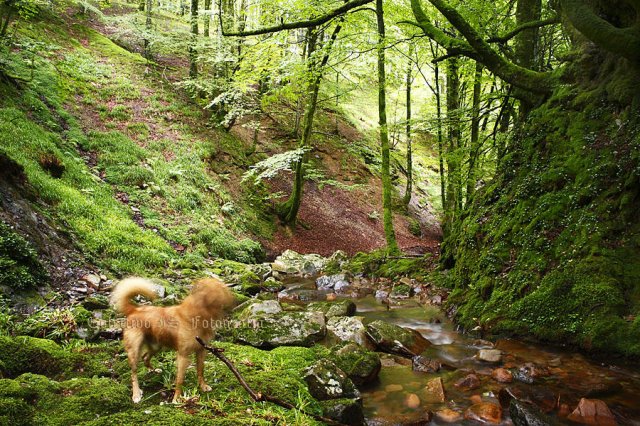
[281,278,640,425]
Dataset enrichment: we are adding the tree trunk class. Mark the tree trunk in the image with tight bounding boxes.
[403,43,414,209]
[189,0,199,78]
[203,0,211,37]
[278,23,343,224]
[434,61,446,212]
[515,0,542,115]
[444,57,461,237]
[376,0,398,252]
[143,0,152,59]
[466,61,483,205]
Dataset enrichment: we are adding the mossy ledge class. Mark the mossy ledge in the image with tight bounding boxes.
[443,73,640,357]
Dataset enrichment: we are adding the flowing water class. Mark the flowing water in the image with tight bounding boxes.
[280,278,640,425]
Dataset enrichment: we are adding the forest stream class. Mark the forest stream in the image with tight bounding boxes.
[281,277,640,425]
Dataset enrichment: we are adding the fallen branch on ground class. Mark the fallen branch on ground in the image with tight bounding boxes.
[195,336,348,426]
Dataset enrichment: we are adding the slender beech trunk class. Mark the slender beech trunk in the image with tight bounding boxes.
[189,0,199,78]
[444,57,461,237]
[466,61,483,205]
[403,43,414,209]
[279,23,343,224]
[0,9,13,38]
[434,62,446,212]
[203,0,211,37]
[143,0,153,58]
[376,0,398,252]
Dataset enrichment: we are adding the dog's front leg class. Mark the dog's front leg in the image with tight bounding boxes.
[196,349,212,392]
[172,353,190,403]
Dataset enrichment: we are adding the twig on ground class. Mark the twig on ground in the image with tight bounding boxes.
[196,336,348,426]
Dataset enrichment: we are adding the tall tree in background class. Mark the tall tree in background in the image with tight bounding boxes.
[376,0,398,252]
[189,0,198,78]
[402,42,414,209]
[443,56,460,237]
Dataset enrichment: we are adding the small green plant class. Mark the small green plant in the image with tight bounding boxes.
[0,221,48,290]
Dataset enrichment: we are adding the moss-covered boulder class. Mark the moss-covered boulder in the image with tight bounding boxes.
[0,373,132,425]
[236,299,283,319]
[233,311,326,348]
[303,359,360,401]
[308,299,356,318]
[366,320,431,357]
[320,398,365,426]
[0,336,98,379]
[272,250,327,276]
[330,342,381,386]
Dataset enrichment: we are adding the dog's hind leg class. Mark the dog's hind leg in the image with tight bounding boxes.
[196,348,211,392]
[125,333,144,403]
[172,352,190,403]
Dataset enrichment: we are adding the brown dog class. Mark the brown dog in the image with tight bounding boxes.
[110,277,235,403]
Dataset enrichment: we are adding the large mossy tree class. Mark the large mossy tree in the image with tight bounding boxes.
[410,0,640,355]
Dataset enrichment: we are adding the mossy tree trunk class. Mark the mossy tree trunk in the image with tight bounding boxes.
[403,43,415,209]
[466,61,483,205]
[443,56,461,238]
[376,0,398,252]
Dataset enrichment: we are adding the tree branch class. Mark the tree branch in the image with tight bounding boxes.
[219,0,372,36]
[195,337,347,426]
[409,0,555,97]
[559,0,640,63]
[488,15,560,43]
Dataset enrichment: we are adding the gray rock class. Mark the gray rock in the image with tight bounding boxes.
[510,400,557,426]
[80,273,101,289]
[152,284,165,298]
[244,300,283,317]
[303,359,360,400]
[478,349,502,363]
[316,274,349,290]
[327,316,373,349]
[334,280,351,293]
[234,311,326,348]
[374,289,389,299]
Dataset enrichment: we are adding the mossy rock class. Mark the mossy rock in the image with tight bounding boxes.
[303,358,360,401]
[0,373,132,426]
[390,284,412,298]
[365,320,431,357]
[330,342,381,386]
[233,311,326,348]
[308,299,356,317]
[320,398,365,426]
[0,336,109,379]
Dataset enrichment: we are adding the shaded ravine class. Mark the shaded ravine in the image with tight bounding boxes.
[281,277,640,425]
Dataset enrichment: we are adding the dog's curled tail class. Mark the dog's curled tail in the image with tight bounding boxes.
[110,277,158,316]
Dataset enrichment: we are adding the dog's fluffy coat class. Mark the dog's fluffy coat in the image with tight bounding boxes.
[111,277,235,403]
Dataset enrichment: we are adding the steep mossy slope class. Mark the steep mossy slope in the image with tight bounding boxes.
[445,59,640,356]
[0,12,268,281]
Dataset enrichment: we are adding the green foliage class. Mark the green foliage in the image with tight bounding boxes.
[0,221,48,290]
[445,86,640,356]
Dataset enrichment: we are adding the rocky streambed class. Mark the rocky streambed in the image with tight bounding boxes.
[222,251,640,426]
